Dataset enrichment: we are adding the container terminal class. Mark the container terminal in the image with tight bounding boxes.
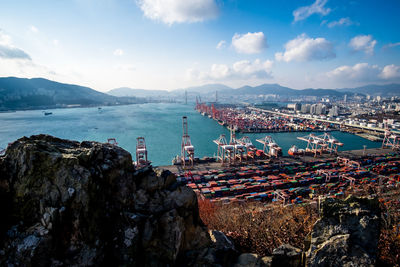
[194,101,400,144]
[106,114,400,207]
[130,116,400,207]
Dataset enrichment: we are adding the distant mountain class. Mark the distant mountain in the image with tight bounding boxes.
[176,84,233,94]
[107,87,169,97]
[0,77,136,111]
[337,84,400,96]
[232,83,349,97]
[2,77,398,111]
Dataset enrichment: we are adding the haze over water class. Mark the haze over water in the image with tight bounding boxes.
[0,103,381,166]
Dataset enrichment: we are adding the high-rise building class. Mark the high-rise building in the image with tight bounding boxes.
[315,104,326,115]
[310,104,317,114]
[301,104,311,113]
[328,106,339,117]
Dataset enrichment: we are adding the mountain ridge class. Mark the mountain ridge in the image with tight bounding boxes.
[108,82,400,97]
[1,77,399,111]
[0,77,141,111]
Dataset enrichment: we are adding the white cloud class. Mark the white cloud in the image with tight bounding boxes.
[30,25,39,33]
[187,59,273,81]
[232,59,273,77]
[324,63,400,83]
[113,64,136,72]
[380,64,400,79]
[0,58,57,78]
[349,35,377,55]
[137,0,219,25]
[53,39,59,46]
[327,17,358,28]
[275,33,335,62]
[293,0,331,22]
[216,40,226,50]
[0,30,31,60]
[0,29,62,81]
[113,48,124,56]
[232,32,266,54]
[383,42,400,49]
[326,63,380,82]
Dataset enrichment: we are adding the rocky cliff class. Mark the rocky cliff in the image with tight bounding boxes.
[306,196,381,266]
[0,135,210,266]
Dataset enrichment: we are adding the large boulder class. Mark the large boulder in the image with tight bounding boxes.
[306,196,381,267]
[271,244,302,267]
[0,135,210,266]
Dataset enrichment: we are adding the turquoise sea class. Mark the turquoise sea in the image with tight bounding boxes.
[0,103,382,166]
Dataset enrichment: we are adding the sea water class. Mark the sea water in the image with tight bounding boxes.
[0,103,381,166]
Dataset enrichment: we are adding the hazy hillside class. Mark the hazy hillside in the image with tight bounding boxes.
[229,84,350,97]
[0,77,121,110]
[177,83,233,93]
[337,84,400,96]
[107,87,169,97]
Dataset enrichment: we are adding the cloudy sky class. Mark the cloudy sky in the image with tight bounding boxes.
[0,0,399,91]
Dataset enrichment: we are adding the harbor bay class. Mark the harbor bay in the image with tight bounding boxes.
[0,103,382,166]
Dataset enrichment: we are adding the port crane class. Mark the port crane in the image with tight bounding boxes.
[318,133,344,154]
[297,133,328,157]
[382,130,400,150]
[340,174,356,186]
[238,136,257,161]
[135,137,150,168]
[181,116,195,168]
[256,136,282,158]
[316,170,334,183]
[107,138,118,146]
[337,157,361,170]
[213,134,235,166]
[229,127,247,163]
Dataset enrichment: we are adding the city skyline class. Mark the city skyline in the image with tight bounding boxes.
[0,0,399,91]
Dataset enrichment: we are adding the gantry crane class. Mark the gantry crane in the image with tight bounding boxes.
[107,138,118,146]
[256,135,282,158]
[135,137,150,168]
[181,116,195,168]
[214,134,235,166]
[382,130,400,150]
[297,133,327,157]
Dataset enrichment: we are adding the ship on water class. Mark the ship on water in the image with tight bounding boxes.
[288,145,305,156]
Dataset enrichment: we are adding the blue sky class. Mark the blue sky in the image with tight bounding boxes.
[0,0,399,91]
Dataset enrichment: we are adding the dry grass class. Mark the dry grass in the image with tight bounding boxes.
[198,199,318,256]
[377,189,400,266]
[199,186,400,264]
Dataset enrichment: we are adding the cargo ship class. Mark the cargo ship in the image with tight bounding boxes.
[288,145,305,156]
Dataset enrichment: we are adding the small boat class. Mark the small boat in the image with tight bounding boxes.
[218,120,225,126]
[44,112,52,116]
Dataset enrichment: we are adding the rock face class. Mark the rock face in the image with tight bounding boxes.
[271,244,302,267]
[0,135,210,266]
[306,196,381,267]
